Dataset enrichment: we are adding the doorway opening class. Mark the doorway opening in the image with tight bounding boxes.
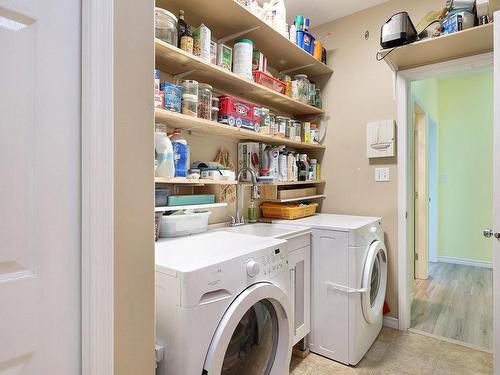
[408,69,494,351]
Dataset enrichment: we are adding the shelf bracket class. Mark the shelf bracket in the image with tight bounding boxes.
[173,69,197,84]
[279,63,315,76]
[218,26,261,45]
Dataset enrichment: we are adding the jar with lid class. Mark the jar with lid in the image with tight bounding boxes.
[283,75,293,97]
[284,118,291,139]
[309,159,317,180]
[310,123,319,144]
[181,79,199,96]
[182,94,198,117]
[275,116,287,138]
[294,122,302,142]
[293,74,310,104]
[314,88,322,108]
[211,97,219,122]
[289,120,300,141]
[155,7,178,46]
[259,107,271,134]
[197,83,212,120]
[308,81,316,105]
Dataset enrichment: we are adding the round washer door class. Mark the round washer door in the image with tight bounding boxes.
[361,240,388,324]
[204,282,291,375]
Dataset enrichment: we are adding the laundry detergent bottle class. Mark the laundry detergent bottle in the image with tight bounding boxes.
[155,124,175,178]
[169,129,190,177]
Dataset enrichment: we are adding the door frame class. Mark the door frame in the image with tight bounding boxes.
[396,52,494,331]
[82,0,114,373]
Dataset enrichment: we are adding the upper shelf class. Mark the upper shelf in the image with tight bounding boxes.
[155,108,326,150]
[156,0,333,78]
[156,40,324,116]
[379,23,494,71]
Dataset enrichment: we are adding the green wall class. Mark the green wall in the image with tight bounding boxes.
[411,78,439,121]
[438,71,493,263]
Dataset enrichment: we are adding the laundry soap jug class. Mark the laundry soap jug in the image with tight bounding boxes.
[169,129,190,177]
[155,125,175,178]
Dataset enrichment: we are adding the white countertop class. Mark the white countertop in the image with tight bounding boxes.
[273,214,382,232]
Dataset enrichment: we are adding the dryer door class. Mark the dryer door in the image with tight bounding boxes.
[203,282,292,375]
[361,240,388,324]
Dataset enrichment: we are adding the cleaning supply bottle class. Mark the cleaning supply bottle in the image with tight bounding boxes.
[169,129,190,177]
[155,124,175,178]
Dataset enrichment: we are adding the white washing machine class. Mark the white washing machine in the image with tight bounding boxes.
[274,214,387,365]
[155,231,293,375]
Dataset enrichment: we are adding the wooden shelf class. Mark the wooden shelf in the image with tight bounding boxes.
[155,202,228,212]
[155,0,333,78]
[155,109,326,150]
[256,180,326,186]
[379,24,494,71]
[156,40,325,116]
[155,177,237,185]
[262,194,327,203]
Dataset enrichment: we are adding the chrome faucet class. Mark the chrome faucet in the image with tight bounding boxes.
[229,167,260,227]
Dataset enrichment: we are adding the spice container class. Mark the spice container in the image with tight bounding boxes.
[302,122,311,143]
[160,82,182,113]
[197,83,212,120]
[294,74,310,104]
[233,38,254,80]
[289,120,299,141]
[315,88,322,108]
[284,118,291,139]
[259,107,271,134]
[275,116,287,138]
[155,7,178,46]
[283,75,293,97]
[211,97,219,122]
[294,122,302,142]
[269,113,277,136]
[181,80,198,96]
[182,94,198,117]
[309,159,317,180]
[309,81,316,105]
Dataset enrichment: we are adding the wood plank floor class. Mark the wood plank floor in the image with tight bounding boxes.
[411,262,493,350]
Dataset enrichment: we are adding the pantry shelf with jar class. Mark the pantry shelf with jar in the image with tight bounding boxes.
[153,0,332,229]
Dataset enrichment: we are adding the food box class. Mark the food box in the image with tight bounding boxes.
[238,142,260,182]
[154,90,164,109]
[252,50,267,72]
[210,41,217,65]
[193,23,211,62]
[217,44,233,71]
[277,187,318,199]
[219,95,260,131]
[160,82,182,112]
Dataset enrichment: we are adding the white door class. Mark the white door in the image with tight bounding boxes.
[0,0,81,373]
[493,12,500,375]
[289,246,311,345]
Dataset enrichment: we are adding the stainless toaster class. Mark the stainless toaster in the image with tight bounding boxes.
[380,12,418,49]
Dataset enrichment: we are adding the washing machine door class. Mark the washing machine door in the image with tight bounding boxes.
[361,240,388,324]
[203,282,292,375]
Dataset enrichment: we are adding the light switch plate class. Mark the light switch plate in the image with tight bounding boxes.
[375,167,390,182]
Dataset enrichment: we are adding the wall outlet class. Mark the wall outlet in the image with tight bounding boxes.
[375,167,390,182]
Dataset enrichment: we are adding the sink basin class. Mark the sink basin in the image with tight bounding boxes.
[217,223,310,239]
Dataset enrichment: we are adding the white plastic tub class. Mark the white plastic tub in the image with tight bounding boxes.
[159,211,211,238]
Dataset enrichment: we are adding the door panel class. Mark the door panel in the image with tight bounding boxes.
[493,12,500,375]
[0,0,81,373]
[289,246,311,345]
[310,230,349,363]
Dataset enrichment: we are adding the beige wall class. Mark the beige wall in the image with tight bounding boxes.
[114,0,155,373]
[313,0,443,318]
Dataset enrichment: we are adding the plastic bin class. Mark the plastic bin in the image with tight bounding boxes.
[261,202,318,220]
[159,211,211,237]
[252,71,286,94]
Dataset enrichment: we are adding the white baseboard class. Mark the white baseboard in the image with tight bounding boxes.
[437,256,492,269]
[383,316,399,330]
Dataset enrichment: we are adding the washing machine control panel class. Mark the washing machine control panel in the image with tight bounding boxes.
[245,247,286,278]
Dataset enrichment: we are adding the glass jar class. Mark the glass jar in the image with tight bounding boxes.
[155,7,178,46]
[181,79,199,96]
[259,107,271,134]
[182,94,198,117]
[294,74,310,104]
[294,122,302,142]
[197,83,212,120]
[275,116,287,138]
[289,120,299,141]
[308,81,316,105]
[284,118,291,139]
[211,97,219,122]
[315,88,322,108]
[269,113,277,136]
[283,75,293,97]
[310,123,318,144]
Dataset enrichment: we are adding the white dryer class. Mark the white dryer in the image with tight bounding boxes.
[274,214,387,365]
[155,231,293,375]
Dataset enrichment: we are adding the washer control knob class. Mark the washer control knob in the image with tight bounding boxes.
[246,260,260,277]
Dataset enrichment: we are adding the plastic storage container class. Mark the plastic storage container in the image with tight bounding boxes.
[293,74,310,104]
[261,202,318,220]
[159,211,211,237]
[211,97,219,122]
[182,80,199,96]
[155,7,178,46]
[233,38,254,80]
[197,83,212,120]
[182,94,198,117]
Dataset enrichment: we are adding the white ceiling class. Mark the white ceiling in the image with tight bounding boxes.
[285,0,390,28]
